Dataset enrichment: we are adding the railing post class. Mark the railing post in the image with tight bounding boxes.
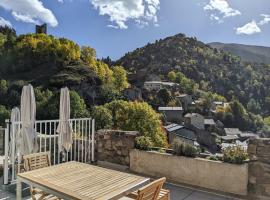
[91,119,95,163]
[4,120,10,184]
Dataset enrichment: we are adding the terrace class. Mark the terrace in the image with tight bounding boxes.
[1,127,268,200]
[0,178,236,200]
[0,85,269,200]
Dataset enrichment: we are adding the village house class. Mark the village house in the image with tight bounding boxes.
[164,123,197,145]
[220,135,239,143]
[211,101,223,111]
[204,118,216,131]
[123,86,142,101]
[190,99,204,110]
[143,81,179,91]
[176,94,192,110]
[211,101,230,111]
[238,132,258,141]
[158,106,183,123]
[224,128,242,136]
[184,113,204,130]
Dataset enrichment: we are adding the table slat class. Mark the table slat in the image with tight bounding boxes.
[18,161,149,200]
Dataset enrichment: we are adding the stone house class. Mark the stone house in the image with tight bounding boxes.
[211,101,224,111]
[123,86,142,101]
[204,118,216,131]
[176,94,192,110]
[211,101,230,111]
[158,107,183,123]
[238,132,258,141]
[143,81,179,91]
[224,128,242,136]
[184,113,205,130]
[164,123,197,145]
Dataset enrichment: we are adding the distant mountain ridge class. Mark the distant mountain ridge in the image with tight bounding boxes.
[209,42,270,64]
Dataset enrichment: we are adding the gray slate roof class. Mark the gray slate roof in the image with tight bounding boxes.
[224,128,242,136]
[158,107,183,111]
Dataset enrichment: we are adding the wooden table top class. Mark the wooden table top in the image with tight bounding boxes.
[18,161,149,200]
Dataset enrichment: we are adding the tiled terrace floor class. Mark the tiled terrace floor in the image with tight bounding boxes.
[0,182,241,200]
[0,159,242,200]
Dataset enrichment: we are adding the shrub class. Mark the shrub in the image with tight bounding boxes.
[135,136,153,151]
[182,143,197,157]
[223,145,248,164]
[208,155,219,161]
[172,139,184,156]
[92,106,113,130]
[172,139,197,157]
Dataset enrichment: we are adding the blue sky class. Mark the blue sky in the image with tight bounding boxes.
[0,0,270,59]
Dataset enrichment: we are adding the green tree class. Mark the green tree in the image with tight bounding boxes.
[0,79,8,95]
[92,106,113,130]
[35,88,54,119]
[81,46,96,66]
[0,105,10,126]
[104,100,167,147]
[99,86,123,105]
[70,90,89,118]
[157,88,171,106]
[168,71,176,81]
[112,66,129,92]
[264,116,270,126]
[247,98,261,114]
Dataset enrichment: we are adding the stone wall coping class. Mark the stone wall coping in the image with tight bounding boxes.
[97,129,139,136]
[132,149,248,167]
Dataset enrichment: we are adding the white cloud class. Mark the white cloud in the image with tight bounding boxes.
[236,20,261,35]
[258,14,270,26]
[210,14,223,23]
[57,0,64,3]
[204,0,241,22]
[90,0,160,29]
[0,17,12,27]
[236,14,270,35]
[0,0,58,27]
[12,11,39,24]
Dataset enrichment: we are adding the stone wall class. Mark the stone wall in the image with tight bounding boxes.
[248,138,270,200]
[97,130,139,166]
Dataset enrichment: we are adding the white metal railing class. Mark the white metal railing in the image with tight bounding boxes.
[3,118,95,185]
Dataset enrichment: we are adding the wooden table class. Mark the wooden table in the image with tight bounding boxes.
[17,161,150,200]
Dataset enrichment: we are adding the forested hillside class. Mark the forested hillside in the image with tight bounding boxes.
[0,26,168,147]
[209,42,270,64]
[0,26,129,121]
[117,33,270,117]
[116,33,270,133]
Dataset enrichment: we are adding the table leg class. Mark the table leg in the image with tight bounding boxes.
[17,177,22,200]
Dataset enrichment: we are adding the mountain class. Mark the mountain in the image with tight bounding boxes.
[117,33,270,117]
[209,42,270,64]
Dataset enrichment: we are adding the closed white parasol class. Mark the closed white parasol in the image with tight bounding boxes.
[19,84,38,155]
[57,87,73,152]
[8,107,20,163]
